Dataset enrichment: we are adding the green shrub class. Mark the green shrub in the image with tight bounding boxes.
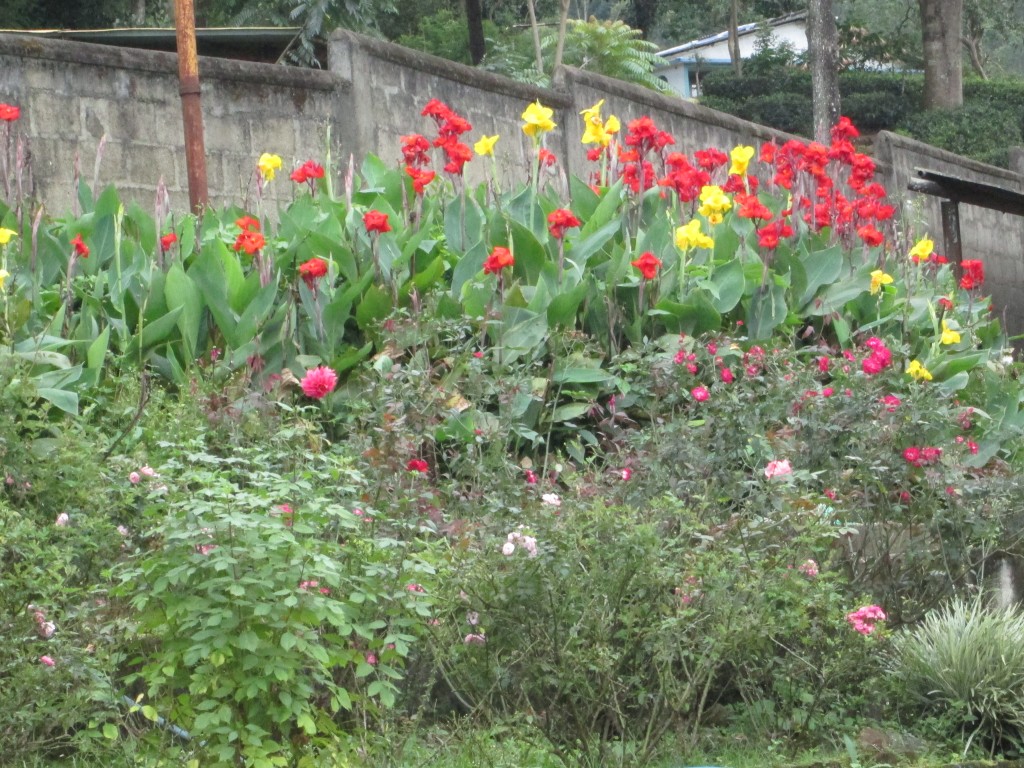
[898,103,1023,168]
[842,91,913,133]
[893,599,1024,752]
[737,91,813,136]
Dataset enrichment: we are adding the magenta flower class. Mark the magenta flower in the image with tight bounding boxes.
[300,365,338,399]
[365,653,378,665]
[764,459,792,479]
[847,604,887,636]
[691,386,710,402]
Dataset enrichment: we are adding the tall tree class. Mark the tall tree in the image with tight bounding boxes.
[807,0,840,142]
[728,0,743,74]
[465,0,486,64]
[918,0,963,108]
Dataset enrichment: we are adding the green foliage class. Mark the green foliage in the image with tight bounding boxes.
[735,91,814,136]
[893,599,1024,752]
[115,434,442,766]
[397,8,498,65]
[897,102,1024,167]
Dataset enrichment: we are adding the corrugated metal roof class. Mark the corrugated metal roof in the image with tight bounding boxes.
[657,11,807,59]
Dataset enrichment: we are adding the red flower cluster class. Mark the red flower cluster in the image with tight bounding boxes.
[363,210,391,234]
[290,159,325,184]
[631,251,662,280]
[624,116,674,156]
[159,233,177,252]
[959,259,984,290]
[547,208,581,239]
[298,257,329,289]
[735,192,772,221]
[421,98,474,176]
[660,152,710,203]
[860,337,893,375]
[71,233,89,258]
[757,219,794,250]
[233,215,265,254]
[483,246,514,275]
[0,103,19,122]
[538,148,557,168]
[400,132,437,195]
[902,445,943,467]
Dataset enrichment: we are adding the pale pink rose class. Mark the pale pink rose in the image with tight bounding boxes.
[140,465,157,477]
[541,493,561,507]
[129,472,141,485]
[54,513,69,527]
[117,525,130,537]
[467,611,479,626]
[764,459,793,479]
[463,633,486,645]
[798,559,819,577]
[37,621,56,639]
[39,655,55,667]
[501,541,516,556]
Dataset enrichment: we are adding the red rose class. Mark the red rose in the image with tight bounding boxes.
[407,458,429,473]
[0,103,20,122]
[547,208,581,239]
[159,233,177,252]
[363,210,391,234]
[631,251,662,280]
[71,234,89,258]
[483,246,514,275]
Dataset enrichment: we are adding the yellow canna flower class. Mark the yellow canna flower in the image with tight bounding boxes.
[940,319,961,345]
[580,99,605,125]
[675,219,715,251]
[0,227,16,245]
[906,359,933,381]
[604,114,620,135]
[869,269,894,295]
[474,134,499,157]
[909,237,934,262]
[729,145,755,176]
[697,185,732,221]
[0,268,8,290]
[257,153,282,181]
[522,100,556,138]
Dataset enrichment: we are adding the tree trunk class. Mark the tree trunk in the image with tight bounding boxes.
[629,0,660,38]
[526,0,544,74]
[553,0,572,74]
[134,0,146,25]
[919,0,964,109]
[807,0,840,143]
[465,0,486,65]
[728,0,742,76]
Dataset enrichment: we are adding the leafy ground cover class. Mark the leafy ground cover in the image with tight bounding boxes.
[1,97,1023,767]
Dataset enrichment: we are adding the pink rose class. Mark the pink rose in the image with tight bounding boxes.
[764,459,793,479]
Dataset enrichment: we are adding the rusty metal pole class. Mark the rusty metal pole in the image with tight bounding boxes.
[174,0,208,213]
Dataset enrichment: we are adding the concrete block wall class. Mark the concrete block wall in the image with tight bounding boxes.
[0,33,346,213]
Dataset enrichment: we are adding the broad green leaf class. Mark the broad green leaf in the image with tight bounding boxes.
[37,387,78,415]
[746,282,787,339]
[797,244,844,309]
[164,263,204,362]
[707,258,745,313]
[86,326,111,370]
[355,285,393,333]
[444,194,485,253]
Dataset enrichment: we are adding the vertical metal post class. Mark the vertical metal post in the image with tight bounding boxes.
[941,200,962,276]
[174,0,208,214]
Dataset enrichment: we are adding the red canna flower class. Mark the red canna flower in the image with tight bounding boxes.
[233,230,265,254]
[71,233,89,258]
[236,215,261,232]
[400,134,431,167]
[405,166,436,195]
[363,210,391,234]
[407,458,429,473]
[959,259,984,290]
[547,208,581,239]
[937,296,953,311]
[0,103,20,122]
[483,246,514,275]
[159,233,177,252]
[538,148,557,167]
[856,224,884,247]
[631,251,662,280]
[298,257,329,289]
[290,160,325,184]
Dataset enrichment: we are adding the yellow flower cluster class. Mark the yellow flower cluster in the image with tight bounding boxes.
[257,152,282,181]
[940,319,961,345]
[674,219,714,251]
[522,101,556,138]
[580,99,620,148]
[869,269,893,295]
[698,185,732,225]
[474,134,499,157]
[729,145,755,177]
[906,359,933,381]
